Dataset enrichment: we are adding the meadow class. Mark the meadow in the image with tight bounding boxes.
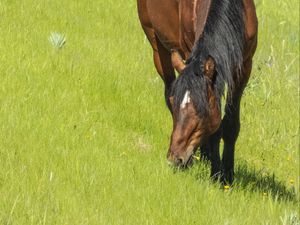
[0,0,299,224]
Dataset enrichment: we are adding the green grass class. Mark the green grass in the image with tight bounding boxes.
[0,0,299,224]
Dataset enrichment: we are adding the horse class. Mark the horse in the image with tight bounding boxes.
[137,0,258,184]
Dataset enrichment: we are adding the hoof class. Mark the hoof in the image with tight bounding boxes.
[221,170,234,185]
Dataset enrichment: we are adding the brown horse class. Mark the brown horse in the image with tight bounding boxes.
[137,0,258,184]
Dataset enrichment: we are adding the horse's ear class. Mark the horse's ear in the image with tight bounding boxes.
[204,56,215,80]
[171,49,186,74]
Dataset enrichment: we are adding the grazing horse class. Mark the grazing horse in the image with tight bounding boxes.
[137,0,258,184]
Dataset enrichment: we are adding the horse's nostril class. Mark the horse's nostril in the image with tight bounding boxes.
[176,157,184,165]
[167,152,185,167]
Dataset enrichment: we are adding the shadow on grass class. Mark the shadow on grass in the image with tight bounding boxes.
[171,158,297,203]
[233,162,297,203]
[191,159,298,203]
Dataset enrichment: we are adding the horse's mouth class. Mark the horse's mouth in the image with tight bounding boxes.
[183,145,195,167]
[168,146,195,169]
[184,152,194,167]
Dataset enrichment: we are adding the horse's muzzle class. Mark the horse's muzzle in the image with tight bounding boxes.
[167,145,195,168]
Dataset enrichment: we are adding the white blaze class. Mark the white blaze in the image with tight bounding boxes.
[180,90,191,109]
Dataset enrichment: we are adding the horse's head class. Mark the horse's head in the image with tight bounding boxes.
[167,51,221,167]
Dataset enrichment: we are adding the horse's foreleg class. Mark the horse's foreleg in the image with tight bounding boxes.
[152,35,176,110]
[221,59,253,184]
[221,97,241,184]
[209,127,222,180]
[138,0,178,110]
[200,142,211,161]
[221,0,258,184]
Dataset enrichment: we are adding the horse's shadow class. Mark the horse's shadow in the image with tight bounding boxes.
[193,159,298,203]
[233,162,298,202]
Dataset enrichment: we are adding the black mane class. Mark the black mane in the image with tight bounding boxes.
[171,0,245,115]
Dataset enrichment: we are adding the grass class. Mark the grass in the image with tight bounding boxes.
[0,0,299,224]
